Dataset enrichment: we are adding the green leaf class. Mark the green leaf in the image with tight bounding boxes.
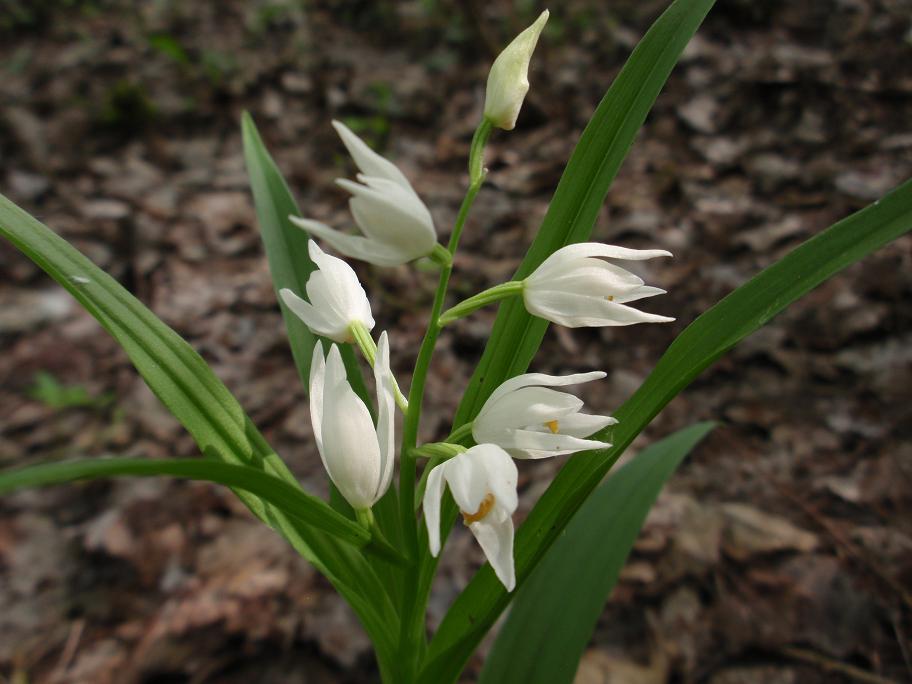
[0,194,401,671]
[424,177,912,682]
[0,458,370,548]
[479,423,715,684]
[0,193,253,463]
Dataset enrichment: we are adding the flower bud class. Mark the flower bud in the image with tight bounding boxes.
[483,10,549,130]
[279,240,374,343]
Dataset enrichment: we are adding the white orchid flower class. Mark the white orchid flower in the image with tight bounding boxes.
[484,10,549,130]
[523,242,675,327]
[473,371,616,459]
[279,240,374,344]
[309,332,395,511]
[290,121,437,267]
[424,444,518,591]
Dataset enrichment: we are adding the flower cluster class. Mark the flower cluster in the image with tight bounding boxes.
[279,13,675,591]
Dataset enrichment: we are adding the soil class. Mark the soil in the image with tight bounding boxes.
[1,1,910,683]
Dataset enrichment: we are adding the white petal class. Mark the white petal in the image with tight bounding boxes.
[613,285,666,304]
[373,331,396,501]
[471,444,519,513]
[292,216,416,267]
[304,240,375,332]
[474,386,584,443]
[424,462,448,556]
[557,412,617,437]
[469,514,515,591]
[339,179,436,250]
[535,243,672,278]
[332,120,414,192]
[279,288,339,340]
[308,343,327,460]
[484,371,606,408]
[527,258,645,294]
[321,346,382,509]
[503,428,610,459]
[524,290,675,327]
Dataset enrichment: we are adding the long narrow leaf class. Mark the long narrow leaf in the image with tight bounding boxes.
[0,195,401,668]
[0,458,369,547]
[479,423,714,684]
[423,178,912,682]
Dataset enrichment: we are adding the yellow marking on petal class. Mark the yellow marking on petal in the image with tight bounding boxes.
[462,493,495,524]
[607,295,615,301]
[545,419,560,434]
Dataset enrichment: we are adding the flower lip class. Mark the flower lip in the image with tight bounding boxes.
[424,444,518,590]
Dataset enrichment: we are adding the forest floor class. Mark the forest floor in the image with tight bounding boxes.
[1,1,911,682]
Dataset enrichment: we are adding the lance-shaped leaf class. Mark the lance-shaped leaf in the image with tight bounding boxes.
[479,423,715,684]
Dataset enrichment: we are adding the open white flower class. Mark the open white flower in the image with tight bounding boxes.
[424,444,518,591]
[279,240,374,343]
[484,10,549,130]
[473,371,616,459]
[290,121,437,267]
[523,242,675,327]
[309,332,395,511]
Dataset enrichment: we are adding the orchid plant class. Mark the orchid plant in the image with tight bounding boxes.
[1,1,910,683]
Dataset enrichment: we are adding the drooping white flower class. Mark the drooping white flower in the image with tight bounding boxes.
[309,332,395,510]
[523,242,675,327]
[279,240,374,343]
[473,371,616,459]
[290,121,437,267]
[424,444,518,590]
[484,10,549,130]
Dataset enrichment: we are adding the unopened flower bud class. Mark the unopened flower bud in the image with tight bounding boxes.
[483,10,549,130]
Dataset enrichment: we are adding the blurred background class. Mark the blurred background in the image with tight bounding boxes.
[1,1,911,682]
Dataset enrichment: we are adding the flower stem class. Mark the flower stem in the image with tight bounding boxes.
[395,119,491,681]
[349,321,409,414]
[438,280,524,326]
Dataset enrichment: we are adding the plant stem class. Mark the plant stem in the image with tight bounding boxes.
[395,120,491,682]
[438,280,524,326]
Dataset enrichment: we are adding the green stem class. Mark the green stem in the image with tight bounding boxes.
[349,321,410,414]
[411,442,467,461]
[445,421,474,445]
[395,120,491,682]
[438,281,524,326]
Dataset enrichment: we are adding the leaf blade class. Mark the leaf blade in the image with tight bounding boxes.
[479,423,715,684]
[0,457,370,547]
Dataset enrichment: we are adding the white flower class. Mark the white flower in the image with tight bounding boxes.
[290,121,437,267]
[523,242,675,327]
[424,444,518,591]
[279,240,374,343]
[309,333,395,510]
[473,371,616,459]
[484,10,549,130]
